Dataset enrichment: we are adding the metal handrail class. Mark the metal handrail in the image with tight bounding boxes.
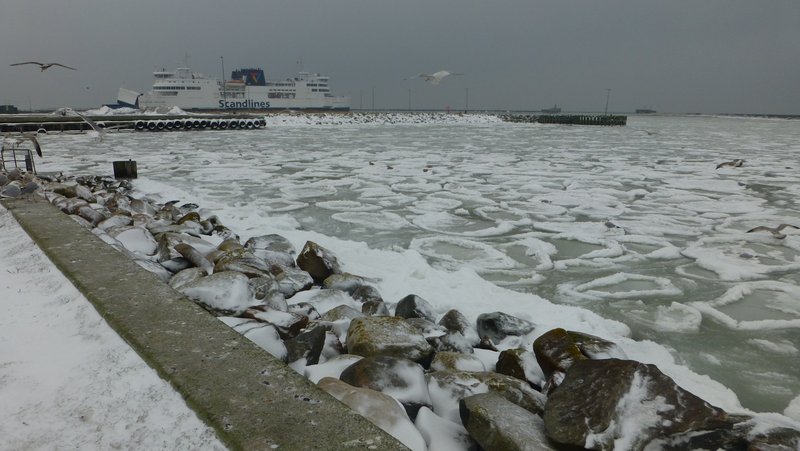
[0,144,37,174]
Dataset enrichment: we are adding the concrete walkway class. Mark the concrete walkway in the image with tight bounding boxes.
[2,198,407,451]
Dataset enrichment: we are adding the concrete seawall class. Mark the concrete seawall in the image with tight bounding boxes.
[2,198,407,451]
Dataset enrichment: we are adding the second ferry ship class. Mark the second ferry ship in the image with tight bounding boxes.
[118,66,350,111]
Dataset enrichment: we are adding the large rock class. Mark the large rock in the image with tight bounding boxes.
[322,273,368,295]
[240,306,309,339]
[319,304,364,323]
[362,300,390,316]
[395,294,436,322]
[533,328,626,390]
[177,271,254,315]
[543,358,730,451]
[438,309,478,342]
[244,233,296,256]
[168,267,207,291]
[175,242,215,275]
[273,266,314,297]
[296,241,342,283]
[218,317,287,361]
[426,370,546,423]
[430,351,486,372]
[460,393,557,451]
[476,311,536,343]
[428,331,475,354]
[214,253,272,278]
[352,285,383,304]
[317,377,426,451]
[497,348,546,389]
[346,316,434,364]
[284,324,328,365]
[339,355,431,419]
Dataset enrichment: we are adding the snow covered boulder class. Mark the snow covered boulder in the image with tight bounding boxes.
[438,309,475,336]
[428,331,475,354]
[339,355,432,419]
[534,328,626,392]
[213,252,272,278]
[430,351,486,372]
[174,242,215,275]
[346,316,434,364]
[352,285,384,304]
[362,300,390,316]
[322,272,369,295]
[168,267,207,291]
[273,266,314,297]
[284,324,329,365]
[241,306,309,339]
[415,407,479,451]
[476,311,535,343]
[244,233,296,256]
[496,348,546,389]
[296,240,342,283]
[317,377,426,451]
[177,271,255,315]
[395,294,437,322]
[543,358,729,451]
[427,370,546,423]
[319,304,364,322]
[460,393,557,451]
[107,226,158,256]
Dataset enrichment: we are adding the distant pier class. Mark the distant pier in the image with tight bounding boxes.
[499,114,627,126]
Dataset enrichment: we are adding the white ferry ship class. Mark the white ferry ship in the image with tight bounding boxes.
[117,67,350,111]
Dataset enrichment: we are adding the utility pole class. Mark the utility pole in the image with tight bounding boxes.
[604,88,611,115]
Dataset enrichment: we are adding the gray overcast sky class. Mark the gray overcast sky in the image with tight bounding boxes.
[1,0,798,114]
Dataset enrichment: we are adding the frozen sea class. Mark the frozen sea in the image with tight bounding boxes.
[37,112,800,416]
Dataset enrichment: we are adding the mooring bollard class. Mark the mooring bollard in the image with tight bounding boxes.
[113,160,138,179]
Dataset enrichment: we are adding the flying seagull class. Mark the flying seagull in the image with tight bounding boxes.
[2,133,42,157]
[407,70,463,85]
[54,107,104,137]
[715,159,744,169]
[746,223,799,239]
[10,61,77,71]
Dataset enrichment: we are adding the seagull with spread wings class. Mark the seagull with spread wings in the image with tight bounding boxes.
[10,61,77,71]
[2,133,42,157]
[746,223,800,239]
[407,70,463,85]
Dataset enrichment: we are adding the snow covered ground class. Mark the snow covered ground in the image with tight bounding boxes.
[0,204,226,450]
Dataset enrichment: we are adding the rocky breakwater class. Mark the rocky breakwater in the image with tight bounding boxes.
[4,169,800,451]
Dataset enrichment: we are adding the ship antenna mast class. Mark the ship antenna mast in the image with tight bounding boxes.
[220,56,226,103]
